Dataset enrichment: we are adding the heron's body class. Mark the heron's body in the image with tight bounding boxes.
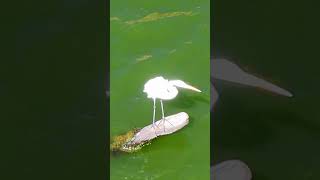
[143,76,201,128]
[143,77,178,100]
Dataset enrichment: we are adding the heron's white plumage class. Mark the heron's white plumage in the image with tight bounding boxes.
[143,76,177,100]
[143,76,201,100]
[143,76,201,126]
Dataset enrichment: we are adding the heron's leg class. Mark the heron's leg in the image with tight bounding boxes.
[160,100,173,127]
[151,99,159,134]
[160,100,165,121]
[160,100,165,132]
[153,98,156,125]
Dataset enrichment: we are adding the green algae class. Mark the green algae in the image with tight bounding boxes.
[125,11,195,25]
[110,128,151,153]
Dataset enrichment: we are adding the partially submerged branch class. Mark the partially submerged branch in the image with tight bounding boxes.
[111,112,189,153]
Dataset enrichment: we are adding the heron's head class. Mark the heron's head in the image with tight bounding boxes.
[169,80,201,92]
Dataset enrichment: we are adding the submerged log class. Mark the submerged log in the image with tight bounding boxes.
[111,112,189,153]
[129,112,189,144]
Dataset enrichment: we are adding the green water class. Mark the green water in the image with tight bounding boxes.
[110,1,210,179]
[213,1,320,179]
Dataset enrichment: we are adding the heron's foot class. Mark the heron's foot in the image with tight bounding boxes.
[162,118,174,127]
[160,118,166,132]
[151,124,160,136]
[151,123,160,129]
[159,118,173,133]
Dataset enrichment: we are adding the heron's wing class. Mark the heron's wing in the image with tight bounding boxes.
[211,83,219,110]
[211,59,293,97]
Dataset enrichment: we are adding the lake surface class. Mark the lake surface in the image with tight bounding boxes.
[110,0,210,179]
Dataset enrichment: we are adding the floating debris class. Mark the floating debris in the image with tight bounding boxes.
[129,112,189,145]
[136,54,152,62]
[110,112,189,153]
[125,11,195,25]
[110,17,121,21]
[169,49,177,54]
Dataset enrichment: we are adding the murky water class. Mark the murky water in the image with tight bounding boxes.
[110,0,210,179]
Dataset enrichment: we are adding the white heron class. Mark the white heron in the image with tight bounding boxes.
[143,76,201,127]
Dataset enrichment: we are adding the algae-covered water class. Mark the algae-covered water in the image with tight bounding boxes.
[110,0,210,179]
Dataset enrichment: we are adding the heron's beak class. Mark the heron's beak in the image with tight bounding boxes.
[170,80,202,92]
[184,84,202,92]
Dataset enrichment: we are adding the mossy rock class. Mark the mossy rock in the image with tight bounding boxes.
[110,128,151,153]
